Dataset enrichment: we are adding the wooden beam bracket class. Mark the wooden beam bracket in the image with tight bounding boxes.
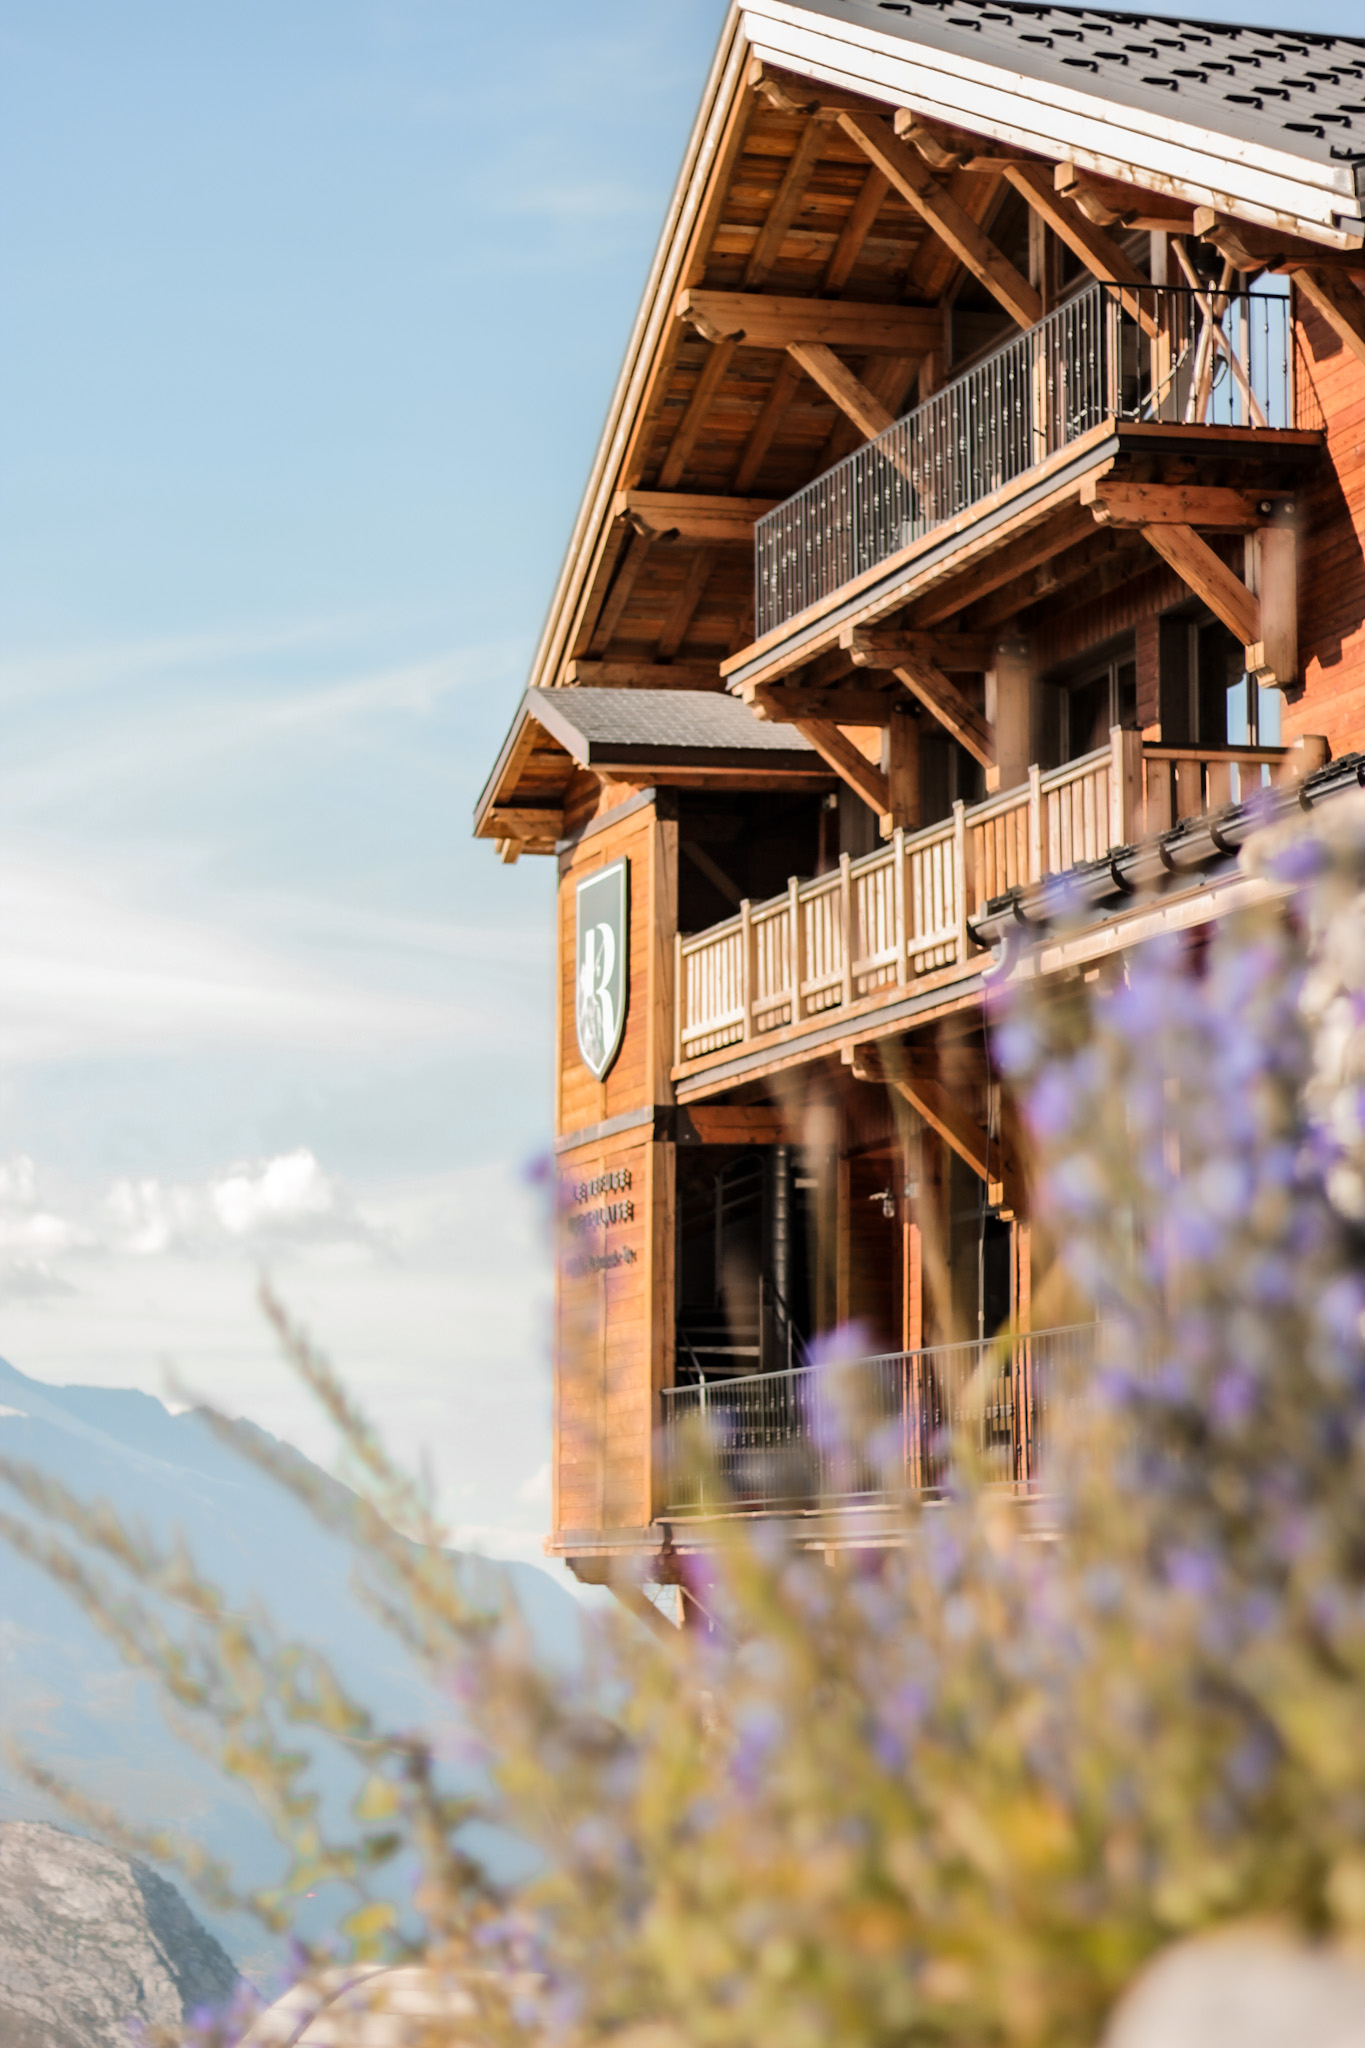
[847,1044,1024,1211]
[791,720,890,816]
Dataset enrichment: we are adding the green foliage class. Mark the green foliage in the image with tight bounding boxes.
[10,807,1365,2046]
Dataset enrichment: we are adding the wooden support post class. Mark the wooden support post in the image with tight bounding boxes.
[881,702,920,835]
[893,826,909,987]
[952,798,973,958]
[989,635,1033,794]
[788,875,804,1025]
[1027,764,1043,883]
[740,898,755,1044]
[1111,726,1145,845]
[836,1150,852,1330]
[673,929,684,1070]
[1246,519,1299,688]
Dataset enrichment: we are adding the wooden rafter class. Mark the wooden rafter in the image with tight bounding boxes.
[980,531,1147,631]
[1057,164,1194,231]
[733,352,804,492]
[907,167,1002,303]
[792,720,890,814]
[588,530,653,654]
[744,115,830,289]
[678,288,940,353]
[657,547,716,660]
[837,111,1041,330]
[823,166,891,293]
[849,1045,1023,1211]
[656,336,738,490]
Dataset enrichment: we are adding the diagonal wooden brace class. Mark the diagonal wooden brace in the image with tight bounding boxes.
[792,720,890,815]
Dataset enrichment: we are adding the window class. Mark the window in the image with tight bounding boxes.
[1065,656,1137,758]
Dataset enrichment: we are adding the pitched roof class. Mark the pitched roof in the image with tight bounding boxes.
[473,690,830,842]
[743,0,1365,235]
[528,688,820,762]
[791,0,1365,176]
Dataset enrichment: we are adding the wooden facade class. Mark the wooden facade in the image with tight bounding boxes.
[474,0,1365,1590]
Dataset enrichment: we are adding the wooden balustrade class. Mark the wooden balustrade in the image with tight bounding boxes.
[675,730,1289,1068]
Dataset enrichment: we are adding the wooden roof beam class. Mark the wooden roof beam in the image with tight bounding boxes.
[1193,209,1365,276]
[614,490,776,542]
[1081,480,1289,529]
[564,658,720,690]
[677,288,940,354]
[844,628,993,671]
[746,59,877,119]
[842,616,996,763]
[749,686,900,725]
[791,720,890,815]
[911,502,1098,625]
[843,111,1040,330]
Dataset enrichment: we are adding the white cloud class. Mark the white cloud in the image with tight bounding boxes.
[212,1150,343,1238]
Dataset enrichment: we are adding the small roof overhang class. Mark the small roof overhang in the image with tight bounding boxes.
[473,688,833,854]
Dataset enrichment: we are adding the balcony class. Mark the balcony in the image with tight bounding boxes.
[675,732,1288,1070]
[660,1325,1096,1516]
[753,279,1297,640]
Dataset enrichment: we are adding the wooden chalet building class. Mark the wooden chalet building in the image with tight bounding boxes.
[473,0,1365,1599]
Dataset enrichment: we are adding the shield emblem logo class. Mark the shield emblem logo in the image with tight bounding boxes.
[575,859,629,1080]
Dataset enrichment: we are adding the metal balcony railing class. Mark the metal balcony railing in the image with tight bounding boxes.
[675,730,1287,1066]
[754,279,1296,637]
[659,1324,1097,1513]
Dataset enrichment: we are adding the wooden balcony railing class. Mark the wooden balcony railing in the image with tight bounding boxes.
[675,730,1287,1068]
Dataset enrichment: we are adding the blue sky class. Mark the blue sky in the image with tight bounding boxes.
[0,0,729,1571]
[0,0,1360,1578]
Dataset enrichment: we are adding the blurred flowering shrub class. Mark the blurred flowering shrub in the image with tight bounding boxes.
[13,801,1365,2047]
